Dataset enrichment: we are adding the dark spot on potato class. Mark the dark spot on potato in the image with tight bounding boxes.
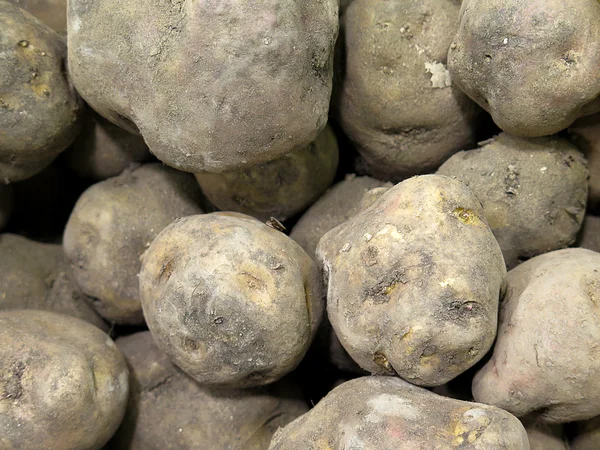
[373,352,392,371]
[2,361,25,401]
[184,338,198,350]
[364,268,409,303]
[453,207,481,226]
[158,258,176,283]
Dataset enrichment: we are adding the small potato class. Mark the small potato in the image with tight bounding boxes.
[6,0,67,33]
[63,163,203,325]
[0,184,13,230]
[195,125,339,222]
[0,310,129,450]
[334,0,480,181]
[0,233,107,330]
[437,133,588,268]
[448,0,600,137]
[0,1,82,182]
[317,175,506,386]
[579,215,600,253]
[473,248,600,423]
[269,376,529,449]
[66,111,151,181]
[523,421,567,450]
[570,113,600,210]
[110,331,308,450]
[139,212,323,388]
[571,416,600,450]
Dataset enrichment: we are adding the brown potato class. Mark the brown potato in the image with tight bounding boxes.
[63,163,203,325]
[0,1,82,182]
[570,113,600,210]
[0,310,128,450]
[6,0,67,33]
[139,212,323,388]
[0,184,13,230]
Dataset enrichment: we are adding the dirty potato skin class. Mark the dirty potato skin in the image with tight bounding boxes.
[269,376,530,450]
[110,331,308,450]
[63,163,203,325]
[0,310,129,450]
[473,248,600,423]
[334,0,480,181]
[437,133,588,268]
[68,0,338,174]
[448,0,600,137]
[139,212,323,388]
[317,175,506,386]
[195,125,339,222]
[570,113,600,210]
[6,0,67,33]
[0,1,81,183]
[0,184,13,230]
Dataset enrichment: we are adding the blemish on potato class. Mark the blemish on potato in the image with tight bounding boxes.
[453,207,482,226]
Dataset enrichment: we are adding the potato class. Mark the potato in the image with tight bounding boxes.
[0,184,13,230]
[448,0,600,137]
[139,212,323,388]
[333,0,480,181]
[63,163,203,325]
[0,310,128,450]
[0,233,107,330]
[195,125,339,222]
[66,110,152,181]
[0,1,82,183]
[570,113,600,210]
[523,421,567,450]
[269,376,529,449]
[437,133,588,268]
[68,0,338,174]
[473,248,600,423]
[110,331,308,450]
[6,0,66,33]
[571,416,600,450]
[317,175,506,386]
[579,215,600,253]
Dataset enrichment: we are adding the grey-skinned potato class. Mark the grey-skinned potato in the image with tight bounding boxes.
[139,212,323,388]
[317,175,506,386]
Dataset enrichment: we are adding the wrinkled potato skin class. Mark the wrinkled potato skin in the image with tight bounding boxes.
[68,0,338,173]
[63,164,203,325]
[448,0,600,137]
[0,184,13,230]
[571,416,600,450]
[570,113,600,210]
[140,212,323,388]
[579,216,600,253]
[438,133,588,268]
[334,0,479,181]
[473,249,600,423]
[66,111,151,181]
[0,2,81,183]
[524,422,567,450]
[0,310,129,450]
[195,125,339,222]
[110,332,308,450]
[7,0,67,33]
[317,175,506,386]
[269,377,529,450]
[0,234,107,330]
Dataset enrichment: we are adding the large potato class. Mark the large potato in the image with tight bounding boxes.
[0,310,128,450]
[333,0,480,181]
[7,0,66,33]
[448,0,600,137]
[0,184,13,230]
[317,175,506,386]
[437,133,588,268]
[570,113,600,210]
[63,163,203,325]
[68,0,338,173]
[110,331,308,450]
[195,125,339,222]
[0,1,82,182]
[269,376,529,449]
[139,212,323,388]
[473,248,600,423]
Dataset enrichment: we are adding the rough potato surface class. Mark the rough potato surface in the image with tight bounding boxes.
[269,376,529,449]
[473,248,600,423]
[140,212,323,388]
[68,0,338,173]
[0,310,129,450]
[0,184,13,230]
[570,113,600,210]
[438,133,588,268]
[63,163,203,325]
[334,0,480,181]
[448,0,600,137]
[317,175,506,386]
[0,1,82,182]
[110,331,308,450]
[195,125,339,222]
[7,0,67,32]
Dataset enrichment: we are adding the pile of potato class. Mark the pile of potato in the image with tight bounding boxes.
[1,0,600,448]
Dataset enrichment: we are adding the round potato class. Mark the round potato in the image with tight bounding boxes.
[570,113,600,210]
[6,0,67,33]
[0,184,13,230]
[139,212,323,388]
[63,163,203,325]
[195,125,339,222]
[0,1,82,183]
[0,310,128,450]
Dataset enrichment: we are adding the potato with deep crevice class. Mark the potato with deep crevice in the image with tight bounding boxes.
[317,175,506,386]
[0,310,129,450]
[139,212,323,388]
[63,163,203,325]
